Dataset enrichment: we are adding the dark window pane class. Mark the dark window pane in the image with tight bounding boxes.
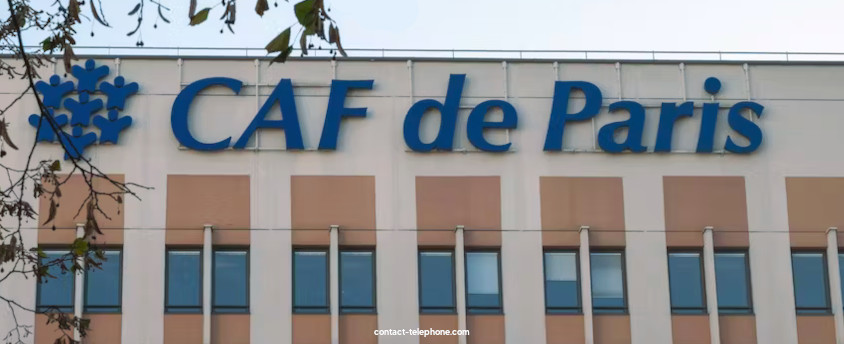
[85,250,121,313]
[340,251,375,312]
[294,250,328,313]
[166,250,201,312]
[419,251,455,312]
[213,250,248,313]
[840,254,844,311]
[792,252,829,313]
[466,252,501,313]
[591,252,625,312]
[544,252,579,312]
[715,252,751,313]
[668,252,705,313]
[37,251,74,312]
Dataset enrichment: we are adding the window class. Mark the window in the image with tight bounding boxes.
[544,251,580,313]
[293,250,329,313]
[465,251,502,314]
[715,251,752,313]
[165,249,202,313]
[668,252,706,314]
[419,251,455,313]
[213,249,249,313]
[37,250,74,313]
[340,250,376,313]
[840,254,844,311]
[85,249,122,313]
[792,252,830,314]
[590,251,626,313]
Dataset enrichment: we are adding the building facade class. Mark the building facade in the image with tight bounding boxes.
[3,55,844,344]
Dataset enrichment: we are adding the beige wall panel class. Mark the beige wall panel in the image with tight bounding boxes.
[796,315,836,344]
[419,314,458,344]
[212,314,250,344]
[416,176,501,247]
[663,176,749,247]
[540,177,626,247]
[719,315,757,344]
[340,314,377,344]
[291,176,376,246]
[163,314,202,344]
[546,314,586,344]
[83,313,122,344]
[292,314,331,344]
[39,175,125,245]
[467,315,504,344]
[786,177,844,247]
[593,314,631,344]
[166,175,250,245]
[671,315,711,344]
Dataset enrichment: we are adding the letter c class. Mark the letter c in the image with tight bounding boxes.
[171,77,243,151]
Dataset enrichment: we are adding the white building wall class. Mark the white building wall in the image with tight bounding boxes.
[3,57,844,344]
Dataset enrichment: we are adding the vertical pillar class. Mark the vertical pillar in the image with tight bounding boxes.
[826,227,844,344]
[455,225,467,344]
[703,227,721,344]
[74,224,85,342]
[579,226,594,344]
[330,225,340,344]
[203,224,213,344]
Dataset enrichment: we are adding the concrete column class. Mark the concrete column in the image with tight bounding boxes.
[579,226,594,344]
[703,227,721,344]
[330,225,340,344]
[455,225,467,344]
[826,227,844,344]
[74,224,85,342]
[203,225,212,344]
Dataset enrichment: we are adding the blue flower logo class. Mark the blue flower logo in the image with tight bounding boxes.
[29,59,137,160]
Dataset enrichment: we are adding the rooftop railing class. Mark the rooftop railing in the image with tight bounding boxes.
[12,46,844,62]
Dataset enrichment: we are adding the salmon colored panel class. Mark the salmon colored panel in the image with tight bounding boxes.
[419,314,459,344]
[416,177,501,247]
[163,314,202,344]
[166,175,250,246]
[546,314,585,344]
[720,315,757,344]
[82,313,122,344]
[786,177,844,248]
[39,174,125,245]
[291,176,376,246]
[212,314,250,344]
[796,315,836,344]
[340,314,377,344]
[467,315,504,344]
[35,313,73,344]
[593,314,630,344]
[663,176,749,248]
[540,177,626,247]
[292,314,331,344]
[671,315,711,344]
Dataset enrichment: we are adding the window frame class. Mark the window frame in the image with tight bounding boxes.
[292,248,330,314]
[543,249,582,314]
[589,249,628,314]
[164,247,204,314]
[211,246,250,314]
[418,249,457,314]
[714,249,754,314]
[338,248,377,314]
[791,250,831,314]
[667,250,707,314]
[83,247,124,314]
[36,247,76,313]
[464,249,503,315]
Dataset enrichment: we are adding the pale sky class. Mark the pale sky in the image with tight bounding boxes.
[19,0,844,54]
